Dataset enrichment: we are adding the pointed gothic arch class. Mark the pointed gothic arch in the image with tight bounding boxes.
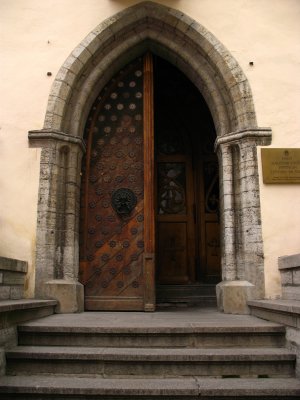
[29,1,272,313]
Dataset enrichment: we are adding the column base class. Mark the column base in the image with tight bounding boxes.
[216,280,255,314]
[44,280,84,313]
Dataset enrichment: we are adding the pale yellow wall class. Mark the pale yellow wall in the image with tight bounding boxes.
[0,0,299,298]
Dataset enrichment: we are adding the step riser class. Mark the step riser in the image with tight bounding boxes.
[6,359,295,378]
[18,333,286,348]
[2,394,300,400]
[156,285,216,295]
[157,299,217,307]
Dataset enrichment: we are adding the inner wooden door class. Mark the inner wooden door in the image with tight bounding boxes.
[154,56,221,285]
[156,154,196,284]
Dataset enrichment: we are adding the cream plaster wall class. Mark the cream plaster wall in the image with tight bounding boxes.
[0,0,299,298]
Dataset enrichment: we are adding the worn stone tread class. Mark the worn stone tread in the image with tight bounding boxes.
[0,376,299,396]
[17,310,285,334]
[6,345,295,362]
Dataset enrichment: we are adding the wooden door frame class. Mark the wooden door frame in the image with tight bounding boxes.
[143,53,156,311]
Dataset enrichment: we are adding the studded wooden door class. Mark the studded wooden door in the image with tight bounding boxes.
[79,55,155,311]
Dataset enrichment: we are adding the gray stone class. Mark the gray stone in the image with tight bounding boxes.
[44,280,84,313]
[0,257,28,273]
[6,345,295,378]
[249,299,300,328]
[279,254,300,270]
[217,280,255,314]
[281,270,293,286]
[292,268,300,285]
[282,286,300,301]
[0,287,10,300]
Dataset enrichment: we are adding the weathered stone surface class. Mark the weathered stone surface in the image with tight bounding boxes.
[279,253,300,270]
[0,257,27,273]
[45,280,84,313]
[282,287,300,301]
[217,280,255,314]
[249,299,300,378]
[292,269,300,285]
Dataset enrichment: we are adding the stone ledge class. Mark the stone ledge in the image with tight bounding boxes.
[0,257,27,273]
[279,253,300,270]
[248,299,300,329]
[0,300,57,314]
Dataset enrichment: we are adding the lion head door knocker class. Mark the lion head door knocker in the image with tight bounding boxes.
[111,188,137,217]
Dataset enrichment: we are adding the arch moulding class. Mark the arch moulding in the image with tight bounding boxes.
[28,1,272,313]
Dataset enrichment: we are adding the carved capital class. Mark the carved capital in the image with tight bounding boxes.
[28,129,86,153]
[214,127,272,152]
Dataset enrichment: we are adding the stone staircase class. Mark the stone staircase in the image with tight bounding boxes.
[0,309,299,398]
[156,284,217,307]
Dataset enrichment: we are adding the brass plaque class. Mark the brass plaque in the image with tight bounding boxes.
[261,148,300,183]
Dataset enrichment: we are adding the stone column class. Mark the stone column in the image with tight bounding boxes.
[216,128,272,314]
[29,130,85,313]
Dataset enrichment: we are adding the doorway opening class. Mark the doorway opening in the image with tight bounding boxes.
[79,54,220,310]
[154,57,220,305]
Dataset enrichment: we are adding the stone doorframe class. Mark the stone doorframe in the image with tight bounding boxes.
[28,1,272,313]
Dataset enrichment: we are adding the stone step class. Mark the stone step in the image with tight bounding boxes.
[6,346,295,378]
[157,296,217,307]
[156,284,217,306]
[18,324,286,348]
[0,299,57,348]
[156,284,216,296]
[0,376,300,399]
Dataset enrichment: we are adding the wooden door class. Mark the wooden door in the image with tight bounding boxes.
[156,153,196,284]
[153,55,220,285]
[196,156,220,282]
[79,55,155,311]
[155,152,220,285]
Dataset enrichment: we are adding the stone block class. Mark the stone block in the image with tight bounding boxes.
[0,257,27,273]
[279,253,300,270]
[281,270,293,286]
[0,327,17,348]
[282,287,300,301]
[10,286,24,300]
[216,280,255,314]
[2,271,24,285]
[0,287,10,300]
[45,280,84,313]
[293,268,300,285]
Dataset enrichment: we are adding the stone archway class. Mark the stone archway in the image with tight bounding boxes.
[29,1,272,313]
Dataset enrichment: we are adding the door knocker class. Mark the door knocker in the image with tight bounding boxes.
[111,188,137,217]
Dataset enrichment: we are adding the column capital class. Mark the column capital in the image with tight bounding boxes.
[214,127,272,151]
[28,129,86,153]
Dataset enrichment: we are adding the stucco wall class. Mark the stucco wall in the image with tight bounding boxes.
[0,0,299,298]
